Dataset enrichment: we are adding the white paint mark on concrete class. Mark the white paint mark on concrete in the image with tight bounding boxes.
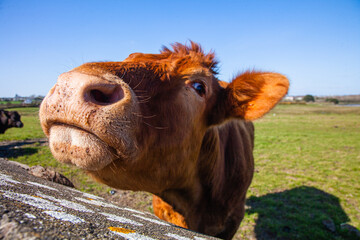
[133,214,170,226]
[75,197,121,209]
[111,231,156,240]
[27,181,59,191]
[0,173,21,185]
[101,212,143,226]
[67,188,104,200]
[194,236,209,240]
[2,191,62,211]
[36,192,94,213]
[166,233,192,240]
[24,213,37,219]
[122,207,145,215]
[82,192,104,200]
[67,187,84,194]
[44,211,85,224]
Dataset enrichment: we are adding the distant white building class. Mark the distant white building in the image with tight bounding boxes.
[282,96,306,102]
[24,99,33,104]
[283,96,294,101]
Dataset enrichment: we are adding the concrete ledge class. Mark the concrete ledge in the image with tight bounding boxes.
[0,159,218,240]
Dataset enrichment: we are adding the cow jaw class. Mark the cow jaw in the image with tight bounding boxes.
[40,71,140,171]
[48,124,117,171]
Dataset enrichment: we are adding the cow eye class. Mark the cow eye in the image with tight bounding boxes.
[191,82,206,96]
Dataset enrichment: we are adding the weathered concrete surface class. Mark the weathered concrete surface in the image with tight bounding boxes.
[0,158,218,240]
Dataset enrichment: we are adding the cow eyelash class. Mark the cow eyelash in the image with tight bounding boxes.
[190,81,206,97]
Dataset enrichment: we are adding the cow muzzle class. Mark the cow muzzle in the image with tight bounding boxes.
[15,121,23,128]
[39,71,140,171]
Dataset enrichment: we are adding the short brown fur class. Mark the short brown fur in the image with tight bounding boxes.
[40,41,289,239]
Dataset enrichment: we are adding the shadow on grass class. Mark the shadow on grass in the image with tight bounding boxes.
[0,139,47,158]
[247,186,359,240]
[0,145,38,158]
[0,147,38,158]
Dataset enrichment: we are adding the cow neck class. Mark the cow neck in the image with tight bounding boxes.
[159,120,254,234]
[155,125,224,228]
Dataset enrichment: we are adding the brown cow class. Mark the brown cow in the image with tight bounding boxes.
[39,42,289,239]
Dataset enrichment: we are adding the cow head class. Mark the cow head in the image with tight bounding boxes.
[1,110,24,130]
[39,42,288,194]
[9,111,24,128]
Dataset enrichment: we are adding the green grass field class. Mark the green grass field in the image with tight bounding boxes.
[1,105,359,239]
[239,104,360,239]
[0,107,45,141]
[0,101,23,105]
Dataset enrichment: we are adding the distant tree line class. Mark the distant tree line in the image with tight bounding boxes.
[303,95,315,102]
[302,95,339,104]
[0,95,44,108]
[325,98,339,104]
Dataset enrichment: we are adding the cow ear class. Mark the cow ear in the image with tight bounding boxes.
[222,71,289,121]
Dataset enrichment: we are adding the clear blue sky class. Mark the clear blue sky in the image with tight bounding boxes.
[0,0,359,97]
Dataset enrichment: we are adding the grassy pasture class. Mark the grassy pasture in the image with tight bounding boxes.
[0,105,359,239]
[0,101,22,105]
[239,104,360,239]
[0,107,45,141]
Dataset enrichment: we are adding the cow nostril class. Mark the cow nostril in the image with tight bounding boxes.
[88,86,124,105]
[91,90,109,103]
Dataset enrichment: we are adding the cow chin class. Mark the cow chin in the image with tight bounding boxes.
[48,125,117,171]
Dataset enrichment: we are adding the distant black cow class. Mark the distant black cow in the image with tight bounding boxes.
[0,110,24,134]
